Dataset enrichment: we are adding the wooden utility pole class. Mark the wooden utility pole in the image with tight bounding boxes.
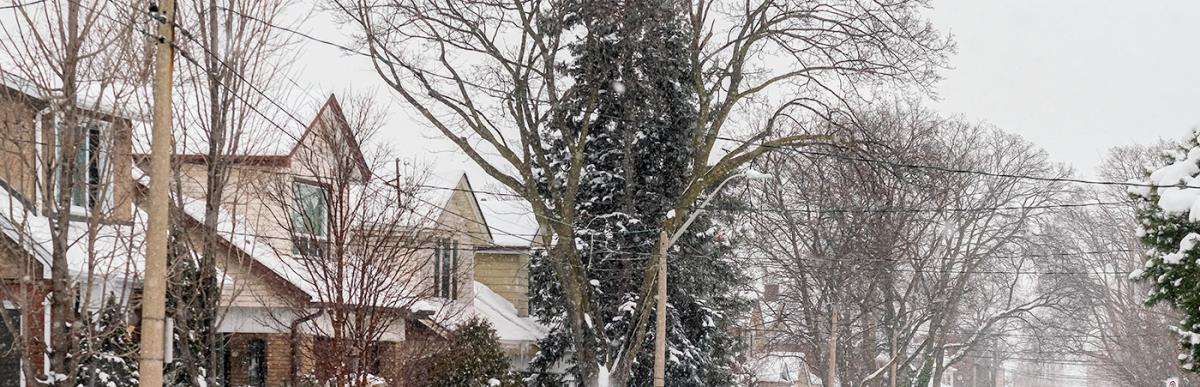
[653,229,669,387]
[826,304,839,386]
[138,1,175,386]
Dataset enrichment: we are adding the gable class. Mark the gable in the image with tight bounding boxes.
[436,174,492,246]
[288,95,371,181]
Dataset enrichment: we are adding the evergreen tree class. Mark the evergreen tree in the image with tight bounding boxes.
[1132,135,1200,373]
[424,318,524,387]
[164,229,216,386]
[528,0,748,384]
[76,296,138,387]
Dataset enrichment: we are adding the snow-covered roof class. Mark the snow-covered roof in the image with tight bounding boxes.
[477,195,539,248]
[415,282,546,344]
[132,166,316,301]
[133,94,371,181]
[472,281,546,344]
[0,167,146,287]
[0,69,149,119]
[419,168,541,248]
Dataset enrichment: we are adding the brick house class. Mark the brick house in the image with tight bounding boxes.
[0,72,145,386]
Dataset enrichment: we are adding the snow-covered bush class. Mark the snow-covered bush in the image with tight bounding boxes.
[419,318,524,387]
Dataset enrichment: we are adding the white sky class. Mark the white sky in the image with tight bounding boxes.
[927,0,1200,175]
[291,1,1200,180]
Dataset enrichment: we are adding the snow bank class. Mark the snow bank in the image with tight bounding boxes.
[472,281,547,343]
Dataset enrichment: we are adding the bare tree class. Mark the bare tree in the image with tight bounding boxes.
[259,94,445,387]
[744,105,1073,387]
[329,0,949,383]
[1036,142,1188,386]
[0,0,149,385]
[161,0,300,383]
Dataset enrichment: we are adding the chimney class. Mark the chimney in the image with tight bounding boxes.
[763,283,780,302]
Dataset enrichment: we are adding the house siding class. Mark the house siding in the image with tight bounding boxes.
[0,95,38,208]
[474,251,529,316]
[423,176,492,304]
[0,86,135,223]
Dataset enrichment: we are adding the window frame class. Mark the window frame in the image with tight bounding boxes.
[49,118,112,216]
[433,239,459,299]
[291,179,330,258]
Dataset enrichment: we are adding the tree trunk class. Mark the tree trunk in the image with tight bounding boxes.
[198,0,230,381]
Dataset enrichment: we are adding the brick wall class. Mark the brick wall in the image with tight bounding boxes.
[225,333,298,387]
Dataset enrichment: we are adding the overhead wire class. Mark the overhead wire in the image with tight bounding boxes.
[44,1,1156,278]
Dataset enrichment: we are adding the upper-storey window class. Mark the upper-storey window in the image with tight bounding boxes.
[433,239,458,299]
[292,180,328,257]
[55,122,110,213]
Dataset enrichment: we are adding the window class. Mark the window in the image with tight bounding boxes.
[55,123,109,212]
[292,181,328,257]
[433,239,458,299]
[245,338,267,387]
[763,283,780,302]
[292,181,327,236]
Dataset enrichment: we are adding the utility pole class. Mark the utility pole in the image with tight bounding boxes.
[650,171,771,387]
[653,229,669,387]
[138,1,175,386]
[826,303,839,386]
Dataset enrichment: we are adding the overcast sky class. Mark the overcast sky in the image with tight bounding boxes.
[291,0,1200,181]
[927,0,1200,175]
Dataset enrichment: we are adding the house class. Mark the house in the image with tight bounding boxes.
[740,282,821,387]
[468,190,546,369]
[142,95,547,385]
[0,69,546,386]
[0,71,145,385]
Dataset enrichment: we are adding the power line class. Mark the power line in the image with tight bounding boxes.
[0,0,45,10]
[215,4,371,59]
[718,135,1178,190]
[415,184,1134,215]
[178,3,1199,197]
[59,1,1152,277]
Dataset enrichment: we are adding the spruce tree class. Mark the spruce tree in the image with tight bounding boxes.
[164,229,214,386]
[76,296,139,387]
[1132,135,1200,372]
[528,0,747,384]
